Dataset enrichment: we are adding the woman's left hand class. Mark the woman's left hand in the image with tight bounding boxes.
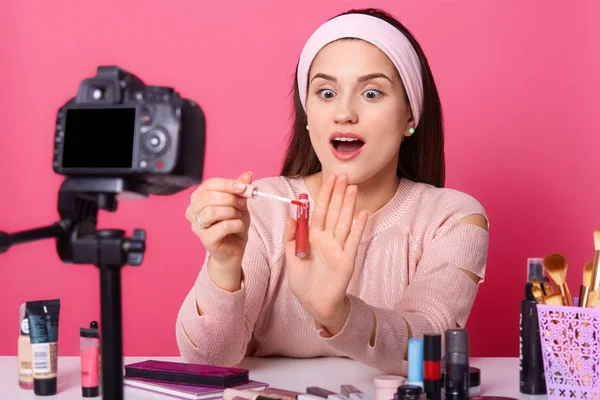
[283,173,368,335]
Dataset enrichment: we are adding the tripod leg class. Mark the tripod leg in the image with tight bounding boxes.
[100,265,124,400]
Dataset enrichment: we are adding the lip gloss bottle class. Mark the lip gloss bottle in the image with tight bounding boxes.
[295,194,309,258]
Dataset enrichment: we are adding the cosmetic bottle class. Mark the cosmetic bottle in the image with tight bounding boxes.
[519,283,546,394]
[407,338,424,389]
[444,329,470,400]
[423,334,441,400]
[80,321,100,397]
[397,385,426,400]
[27,299,61,396]
[527,258,544,283]
[18,303,33,390]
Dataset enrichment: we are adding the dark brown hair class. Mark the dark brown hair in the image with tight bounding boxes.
[280,8,445,188]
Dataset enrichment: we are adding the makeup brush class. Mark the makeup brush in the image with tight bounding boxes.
[531,286,544,303]
[531,277,544,296]
[542,277,554,295]
[543,253,573,306]
[578,260,594,308]
[584,230,600,308]
[543,293,564,306]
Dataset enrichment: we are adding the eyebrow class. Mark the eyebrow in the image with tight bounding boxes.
[310,72,393,84]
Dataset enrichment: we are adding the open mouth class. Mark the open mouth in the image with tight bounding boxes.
[331,137,365,153]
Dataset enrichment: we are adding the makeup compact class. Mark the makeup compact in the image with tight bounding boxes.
[124,360,249,387]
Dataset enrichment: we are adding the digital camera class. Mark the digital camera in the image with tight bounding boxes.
[53,66,206,195]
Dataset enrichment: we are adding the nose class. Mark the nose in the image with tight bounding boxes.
[333,96,358,125]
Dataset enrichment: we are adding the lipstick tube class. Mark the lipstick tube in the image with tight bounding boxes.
[423,334,441,400]
[295,194,309,258]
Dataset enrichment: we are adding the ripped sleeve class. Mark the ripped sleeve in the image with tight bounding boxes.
[317,211,489,375]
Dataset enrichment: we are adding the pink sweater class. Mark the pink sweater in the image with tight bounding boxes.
[176,176,489,375]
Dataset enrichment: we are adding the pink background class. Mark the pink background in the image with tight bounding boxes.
[1,0,599,359]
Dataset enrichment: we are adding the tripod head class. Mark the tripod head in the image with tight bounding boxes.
[55,177,148,267]
[0,177,147,262]
[1,66,206,399]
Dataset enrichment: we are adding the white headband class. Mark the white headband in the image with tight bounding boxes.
[297,13,424,125]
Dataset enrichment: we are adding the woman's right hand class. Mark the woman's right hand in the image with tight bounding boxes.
[185,171,253,291]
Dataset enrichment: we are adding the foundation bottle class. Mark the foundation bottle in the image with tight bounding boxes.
[18,303,33,389]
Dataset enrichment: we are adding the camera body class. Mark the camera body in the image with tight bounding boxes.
[53,66,206,195]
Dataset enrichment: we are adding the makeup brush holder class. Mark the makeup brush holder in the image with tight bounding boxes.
[537,300,600,400]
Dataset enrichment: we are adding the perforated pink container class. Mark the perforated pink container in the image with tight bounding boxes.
[536,299,600,400]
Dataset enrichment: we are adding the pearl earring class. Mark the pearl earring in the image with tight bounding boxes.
[408,127,415,135]
[306,125,309,131]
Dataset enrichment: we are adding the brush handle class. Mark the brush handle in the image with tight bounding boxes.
[588,291,599,308]
[579,285,590,308]
[558,284,573,307]
[591,251,600,292]
[563,283,573,306]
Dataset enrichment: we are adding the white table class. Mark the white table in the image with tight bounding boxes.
[0,356,545,400]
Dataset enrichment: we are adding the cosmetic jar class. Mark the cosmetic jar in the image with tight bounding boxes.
[396,385,426,400]
[469,367,481,396]
[441,367,481,397]
[374,375,405,400]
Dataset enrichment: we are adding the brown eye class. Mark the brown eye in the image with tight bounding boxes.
[364,89,382,99]
[318,89,336,99]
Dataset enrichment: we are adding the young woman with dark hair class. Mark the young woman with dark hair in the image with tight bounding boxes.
[178,8,489,375]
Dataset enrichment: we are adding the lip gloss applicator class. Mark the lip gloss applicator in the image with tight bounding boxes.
[240,184,306,207]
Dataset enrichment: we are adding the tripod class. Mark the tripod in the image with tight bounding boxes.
[0,177,148,400]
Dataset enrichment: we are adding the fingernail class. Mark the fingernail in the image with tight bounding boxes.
[238,211,243,218]
[234,182,246,191]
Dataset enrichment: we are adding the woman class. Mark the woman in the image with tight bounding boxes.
[177,8,489,375]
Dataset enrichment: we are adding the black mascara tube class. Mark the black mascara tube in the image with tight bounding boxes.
[444,329,469,400]
[520,282,546,394]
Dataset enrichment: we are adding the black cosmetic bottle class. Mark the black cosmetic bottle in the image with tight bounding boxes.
[520,282,546,394]
[444,329,470,400]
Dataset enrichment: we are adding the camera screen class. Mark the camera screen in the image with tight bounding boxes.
[61,108,136,169]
